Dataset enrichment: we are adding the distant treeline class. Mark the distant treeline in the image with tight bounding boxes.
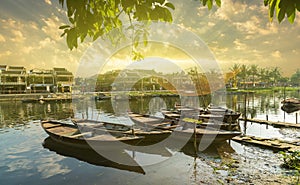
[227,64,300,88]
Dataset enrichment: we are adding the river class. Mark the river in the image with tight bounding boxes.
[0,90,299,184]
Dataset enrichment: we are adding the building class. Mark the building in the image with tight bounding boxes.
[0,65,74,94]
[53,68,74,93]
[0,65,27,94]
[27,69,55,93]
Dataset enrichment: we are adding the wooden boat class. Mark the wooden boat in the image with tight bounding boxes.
[21,98,39,103]
[41,120,142,150]
[129,113,241,144]
[281,98,300,109]
[163,106,241,124]
[162,111,239,131]
[74,113,241,146]
[94,93,110,100]
[43,137,146,174]
[73,118,172,145]
[281,98,300,113]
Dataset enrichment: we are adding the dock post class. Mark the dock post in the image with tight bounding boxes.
[266,115,268,121]
[296,113,298,124]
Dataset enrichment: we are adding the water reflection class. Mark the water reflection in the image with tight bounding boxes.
[43,137,146,174]
[0,102,74,128]
[0,90,299,184]
[42,135,234,175]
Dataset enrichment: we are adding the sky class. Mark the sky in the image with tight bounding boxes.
[0,0,299,77]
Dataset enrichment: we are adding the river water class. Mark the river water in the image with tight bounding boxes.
[0,91,299,184]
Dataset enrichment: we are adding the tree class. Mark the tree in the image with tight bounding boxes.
[249,64,258,87]
[258,68,267,87]
[269,67,282,86]
[237,64,248,89]
[291,69,300,86]
[58,0,299,52]
[229,63,240,88]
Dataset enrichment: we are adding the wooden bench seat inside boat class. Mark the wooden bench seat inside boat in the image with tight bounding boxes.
[43,122,62,129]
[48,126,78,135]
[69,132,92,138]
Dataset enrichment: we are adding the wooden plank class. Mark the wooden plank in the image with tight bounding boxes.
[239,118,300,128]
[232,136,291,150]
[151,122,172,127]
[69,132,92,138]
[43,123,62,129]
[88,134,118,141]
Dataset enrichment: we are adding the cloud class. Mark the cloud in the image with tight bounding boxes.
[39,37,55,49]
[233,16,261,35]
[10,30,25,42]
[214,0,247,21]
[1,18,24,30]
[44,0,52,5]
[233,39,247,50]
[271,50,281,58]
[0,50,12,58]
[41,14,63,41]
[22,46,34,54]
[0,34,6,42]
[29,22,39,30]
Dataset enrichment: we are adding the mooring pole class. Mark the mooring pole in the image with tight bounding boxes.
[243,93,248,135]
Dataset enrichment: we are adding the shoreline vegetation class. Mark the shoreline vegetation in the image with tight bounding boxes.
[0,86,299,102]
[226,86,300,93]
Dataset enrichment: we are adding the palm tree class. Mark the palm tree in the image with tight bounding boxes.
[270,67,281,86]
[249,64,258,87]
[291,69,300,86]
[229,63,240,89]
[258,68,267,87]
[237,64,248,89]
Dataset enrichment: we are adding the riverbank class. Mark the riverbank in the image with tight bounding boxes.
[0,93,74,102]
[227,86,300,94]
[1,86,299,102]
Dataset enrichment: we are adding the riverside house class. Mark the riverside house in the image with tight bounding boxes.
[0,65,27,94]
[0,65,74,94]
[27,69,55,93]
[53,68,74,93]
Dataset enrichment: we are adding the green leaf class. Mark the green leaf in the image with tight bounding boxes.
[287,11,295,23]
[69,17,75,24]
[286,1,296,23]
[215,0,221,7]
[165,2,175,10]
[276,0,286,23]
[163,8,173,22]
[269,0,277,21]
[277,9,285,23]
[264,0,269,6]
[59,25,70,29]
[60,32,66,37]
[207,0,213,10]
[66,28,77,50]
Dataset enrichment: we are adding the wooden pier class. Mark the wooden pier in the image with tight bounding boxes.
[239,118,300,128]
[232,135,300,152]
